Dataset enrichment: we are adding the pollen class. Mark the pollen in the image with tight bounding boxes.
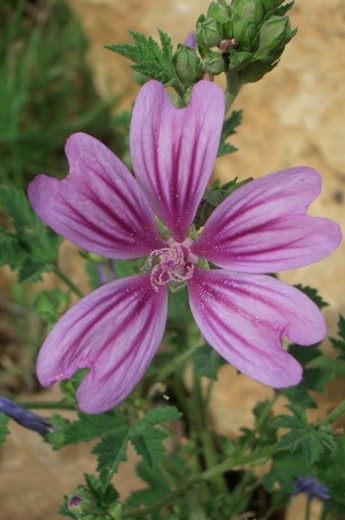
[146,240,197,292]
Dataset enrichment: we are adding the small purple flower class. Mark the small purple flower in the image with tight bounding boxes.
[0,396,54,434]
[28,80,341,414]
[293,476,330,502]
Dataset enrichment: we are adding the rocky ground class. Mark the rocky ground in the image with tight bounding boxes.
[1,0,344,518]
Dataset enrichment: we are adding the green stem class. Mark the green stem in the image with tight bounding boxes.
[225,69,240,110]
[192,373,228,496]
[15,400,76,411]
[53,265,84,298]
[305,499,311,520]
[318,399,345,426]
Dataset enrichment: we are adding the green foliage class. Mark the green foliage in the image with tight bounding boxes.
[0,414,10,449]
[106,30,178,88]
[0,185,62,282]
[48,406,181,476]
[330,315,345,361]
[280,340,334,409]
[192,343,223,380]
[33,289,70,326]
[218,109,243,156]
[294,284,329,309]
[194,176,253,229]
[127,462,171,507]
[60,473,122,520]
[274,404,337,465]
[0,0,119,188]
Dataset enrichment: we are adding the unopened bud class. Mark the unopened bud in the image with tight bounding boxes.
[233,19,258,49]
[173,44,202,85]
[258,16,294,52]
[195,16,222,50]
[201,51,225,75]
[231,0,264,24]
[261,0,285,11]
[207,0,231,24]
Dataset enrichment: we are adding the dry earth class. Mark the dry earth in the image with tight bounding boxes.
[1,0,345,518]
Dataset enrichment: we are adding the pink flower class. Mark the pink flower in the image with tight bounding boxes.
[28,80,341,414]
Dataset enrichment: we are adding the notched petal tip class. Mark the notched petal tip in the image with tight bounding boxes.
[36,274,168,413]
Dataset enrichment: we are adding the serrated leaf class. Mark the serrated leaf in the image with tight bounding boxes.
[129,423,168,469]
[141,406,182,425]
[106,30,177,86]
[274,405,337,464]
[192,343,222,380]
[127,462,170,506]
[294,284,328,309]
[92,427,129,476]
[217,110,242,157]
[0,186,62,282]
[0,414,10,449]
[330,315,345,361]
[65,412,127,444]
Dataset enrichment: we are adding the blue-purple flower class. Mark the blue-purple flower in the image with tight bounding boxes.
[0,396,54,434]
[293,476,330,502]
[28,80,341,413]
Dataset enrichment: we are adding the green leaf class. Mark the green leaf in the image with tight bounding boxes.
[217,110,242,157]
[64,411,128,444]
[92,427,129,476]
[0,186,62,282]
[141,406,182,425]
[192,343,223,380]
[294,284,328,309]
[274,405,337,464]
[106,30,177,87]
[0,414,10,449]
[127,462,171,506]
[129,423,168,469]
[330,315,345,361]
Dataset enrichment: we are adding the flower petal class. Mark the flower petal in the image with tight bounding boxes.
[130,80,225,241]
[188,268,326,387]
[28,133,165,259]
[37,273,168,413]
[191,167,341,272]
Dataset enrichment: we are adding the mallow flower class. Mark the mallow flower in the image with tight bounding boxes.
[28,80,341,414]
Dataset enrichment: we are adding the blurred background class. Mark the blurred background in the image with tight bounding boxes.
[0,0,344,518]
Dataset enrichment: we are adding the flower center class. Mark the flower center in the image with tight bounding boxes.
[147,239,197,292]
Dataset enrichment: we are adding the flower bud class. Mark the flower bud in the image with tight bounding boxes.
[173,44,202,85]
[261,0,285,11]
[201,51,225,75]
[195,16,222,50]
[258,16,294,53]
[233,19,258,49]
[207,0,231,24]
[231,0,264,24]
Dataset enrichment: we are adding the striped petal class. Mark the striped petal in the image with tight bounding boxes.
[28,133,165,259]
[130,80,225,241]
[188,268,326,388]
[37,274,168,413]
[191,167,341,272]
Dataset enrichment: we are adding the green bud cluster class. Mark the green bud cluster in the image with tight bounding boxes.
[194,0,296,87]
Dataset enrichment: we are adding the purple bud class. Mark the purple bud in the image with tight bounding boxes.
[69,496,83,507]
[0,396,54,434]
[184,32,195,48]
[293,476,330,503]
